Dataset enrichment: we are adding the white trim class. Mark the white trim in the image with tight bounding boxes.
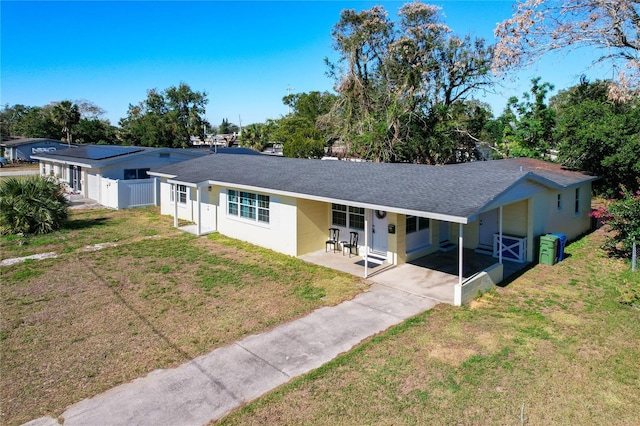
[458,224,464,286]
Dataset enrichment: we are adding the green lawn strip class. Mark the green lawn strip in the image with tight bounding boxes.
[0,216,364,426]
[218,230,640,425]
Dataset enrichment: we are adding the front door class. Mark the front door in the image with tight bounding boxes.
[370,210,388,254]
[478,209,499,248]
[69,165,82,191]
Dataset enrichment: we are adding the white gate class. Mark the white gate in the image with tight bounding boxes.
[99,177,157,209]
[101,178,119,209]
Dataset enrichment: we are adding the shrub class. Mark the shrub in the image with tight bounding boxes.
[0,176,69,235]
[591,185,640,258]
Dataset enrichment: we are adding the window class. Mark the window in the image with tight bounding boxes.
[331,204,347,227]
[349,206,365,230]
[331,204,364,230]
[406,216,430,234]
[574,188,580,214]
[557,193,562,210]
[228,189,269,223]
[124,168,150,180]
[171,184,187,204]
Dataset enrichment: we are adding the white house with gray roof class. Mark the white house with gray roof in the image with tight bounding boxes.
[31,145,206,209]
[149,154,598,299]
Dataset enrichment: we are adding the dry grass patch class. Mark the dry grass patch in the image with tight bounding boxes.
[220,227,640,425]
[0,209,365,426]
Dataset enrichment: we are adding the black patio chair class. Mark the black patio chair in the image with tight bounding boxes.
[326,227,340,253]
[342,231,359,257]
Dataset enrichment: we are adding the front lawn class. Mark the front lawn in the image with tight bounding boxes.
[219,227,640,425]
[0,207,366,426]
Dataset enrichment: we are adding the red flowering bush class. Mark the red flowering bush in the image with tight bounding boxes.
[591,186,640,258]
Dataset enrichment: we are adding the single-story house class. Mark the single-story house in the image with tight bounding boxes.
[149,155,598,295]
[31,145,207,209]
[1,138,71,162]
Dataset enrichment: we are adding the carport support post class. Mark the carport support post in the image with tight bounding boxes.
[458,223,463,285]
[196,185,202,236]
[364,212,369,278]
[499,206,503,264]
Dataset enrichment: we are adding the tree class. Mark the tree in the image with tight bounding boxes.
[0,104,59,139]
[324,2,494,163]
[271,116,325,158]
[494,0,640,100]
[552,79,640,195]
[74,118,118,145]
[591,186,640,258]
[0,176,69,235]
[218,118,239,134]
[74,99,106,120]
[282,91,337,123]
[119,83,208,148]
[499,77,556,158]
[240,123,270,152]
[51,100,81,146]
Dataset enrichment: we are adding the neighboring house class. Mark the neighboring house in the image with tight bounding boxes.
[149,155,598,288]
[0,138,70,162]
[31,145,207,209]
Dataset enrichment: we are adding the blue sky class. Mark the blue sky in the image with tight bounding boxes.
[1,1,606,128]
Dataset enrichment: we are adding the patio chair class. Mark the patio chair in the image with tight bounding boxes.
[342,231,359,257]
[326,227,340,253]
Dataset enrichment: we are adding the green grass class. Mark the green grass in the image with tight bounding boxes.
[218,229,640,425]
[0,208,364,426]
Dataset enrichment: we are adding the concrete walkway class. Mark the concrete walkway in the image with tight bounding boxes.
[25,283,438,426]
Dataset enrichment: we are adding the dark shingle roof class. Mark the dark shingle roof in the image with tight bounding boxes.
[151,155,598,222]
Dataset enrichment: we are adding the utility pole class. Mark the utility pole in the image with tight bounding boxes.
[287,84,295,115]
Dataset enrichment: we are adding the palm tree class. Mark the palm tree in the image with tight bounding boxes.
[0,176,69,235]
[240,123,269,151]
[51,100,81,146]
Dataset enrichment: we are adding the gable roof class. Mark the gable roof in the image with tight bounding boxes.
[150,155,598,224]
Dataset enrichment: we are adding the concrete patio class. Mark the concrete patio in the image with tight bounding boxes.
[300,247,528,305]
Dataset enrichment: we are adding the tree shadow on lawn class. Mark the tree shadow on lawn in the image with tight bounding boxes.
[65,217,110,231]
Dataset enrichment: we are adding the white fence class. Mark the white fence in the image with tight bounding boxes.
[100,177,157,209]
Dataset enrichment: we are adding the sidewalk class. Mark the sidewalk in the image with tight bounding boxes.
[25,283,438,426]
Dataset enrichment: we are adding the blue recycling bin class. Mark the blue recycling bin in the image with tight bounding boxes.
[551,233,568,261]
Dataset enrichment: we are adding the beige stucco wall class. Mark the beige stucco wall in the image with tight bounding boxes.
[386,213,404,265]
[531,183,592,241]
[296,199,330,256]
[503,200,528,237]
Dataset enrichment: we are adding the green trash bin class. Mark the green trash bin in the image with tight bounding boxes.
[539,234,559,265]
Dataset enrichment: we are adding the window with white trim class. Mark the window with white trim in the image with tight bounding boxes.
[331,204,364,230]
[228,189,270,223]
[574,188,580,214]
[406,216,430,234]
[171,184,187,205]
[348,206,365,230]
[331,204,347,227]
